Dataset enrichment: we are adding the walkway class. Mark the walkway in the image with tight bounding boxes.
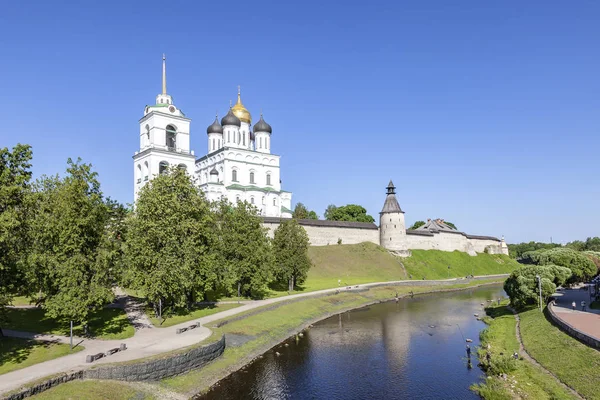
[0,275,507,395]
[550,287,600,343]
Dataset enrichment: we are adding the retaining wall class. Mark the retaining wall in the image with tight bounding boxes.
[3,336,226,400]
[547,303,600,349]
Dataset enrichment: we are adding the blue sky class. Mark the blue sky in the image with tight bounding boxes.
[1,1,598,243]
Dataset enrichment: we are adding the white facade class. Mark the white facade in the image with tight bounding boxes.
[133,57,292,217]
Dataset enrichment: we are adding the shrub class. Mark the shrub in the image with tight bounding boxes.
[520,248,595,284]
[503,264,571,309]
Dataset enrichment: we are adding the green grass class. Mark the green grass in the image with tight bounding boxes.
[0,337,84,375]
[160,279,504,396]
[472,303,576,399]
[10,296,36,306]
[149,303,243,328]
[28,380,155,400]
[590,300,600,309]
[3,307,134,340]
[402,249,520,280]
[519,307,600,400]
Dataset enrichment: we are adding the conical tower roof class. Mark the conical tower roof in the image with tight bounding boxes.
[380,180,403,213]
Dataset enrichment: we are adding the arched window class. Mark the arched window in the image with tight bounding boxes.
[159,161,169,174]
[273,197,276,206]
[136,164,142,183]
[243,133,246,146]
[259,137,262,149]
[166,125,177,150]
[266,137,269,149]
[145,125,150,147]
[232,169,238,182]
[236,195,240,203]
[228,131,230,142]
[237,132,241,144]
[250,171,255,184]
[204,172,207,183]
[250,197,255,204]
[218,139,221,148]
[266,173,271,186]
[262,196,265,205]
[178,164,187,171]
[143,161,149,180]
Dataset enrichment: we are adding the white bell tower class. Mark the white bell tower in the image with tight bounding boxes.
[133,55,195,201]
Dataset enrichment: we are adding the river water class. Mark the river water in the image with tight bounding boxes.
[200,285,505,400]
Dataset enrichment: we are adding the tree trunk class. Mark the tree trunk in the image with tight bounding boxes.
[237,282,241,298]
[289,276,295,292]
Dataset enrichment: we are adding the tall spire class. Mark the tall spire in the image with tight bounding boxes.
[162,54,167,95]
[237,85,241,104]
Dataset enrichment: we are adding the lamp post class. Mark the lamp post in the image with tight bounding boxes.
[535,275,542,312]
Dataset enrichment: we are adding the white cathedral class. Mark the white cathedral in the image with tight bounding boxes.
[133,56,293,217]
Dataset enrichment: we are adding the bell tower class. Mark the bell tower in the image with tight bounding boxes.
[133,55,195,201]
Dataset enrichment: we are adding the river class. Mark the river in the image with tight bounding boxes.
[199,284,505,400]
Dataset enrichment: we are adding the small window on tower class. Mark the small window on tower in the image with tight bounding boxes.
[273,198,276,206]
[251,197,255,204]
[250,172,255,184]
[232,169,238,182]
[266,174,271,185]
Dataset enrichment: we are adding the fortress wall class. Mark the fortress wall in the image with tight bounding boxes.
[262,221,379,246]
[405,231,471,252]
[469,238,502,253]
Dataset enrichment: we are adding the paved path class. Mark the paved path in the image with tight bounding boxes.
[550,287,600,342]
[113,287,154,330]
[0,275,507,395]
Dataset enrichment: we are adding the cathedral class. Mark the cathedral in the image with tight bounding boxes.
[133,56,293,217]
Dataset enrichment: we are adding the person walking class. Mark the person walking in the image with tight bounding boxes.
[572,301,576,311]
[582,300,586,312]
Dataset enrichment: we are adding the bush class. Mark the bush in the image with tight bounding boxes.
[520,248,595,284]
[504,264,571,309]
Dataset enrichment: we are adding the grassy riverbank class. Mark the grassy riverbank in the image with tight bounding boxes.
[305,243,519,291]
[472,303,576,400]
[27,380,155,400]
[519,307,600,400]
[159,278,504,398]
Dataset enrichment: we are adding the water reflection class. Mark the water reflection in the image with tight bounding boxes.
[200,285,504,400]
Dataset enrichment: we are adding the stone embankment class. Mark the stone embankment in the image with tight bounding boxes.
[3,337,225,400]
[547,303,600,349]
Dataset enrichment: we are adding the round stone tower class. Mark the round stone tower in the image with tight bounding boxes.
[379,180,410,256]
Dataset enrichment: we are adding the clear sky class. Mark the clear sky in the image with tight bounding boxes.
[1,1,598,244]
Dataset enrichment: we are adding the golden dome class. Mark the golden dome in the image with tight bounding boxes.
[231,86,252,124]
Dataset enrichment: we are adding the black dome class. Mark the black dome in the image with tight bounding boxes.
[221,109,241,127]
[206,117,223,135]
[253,115,272,134]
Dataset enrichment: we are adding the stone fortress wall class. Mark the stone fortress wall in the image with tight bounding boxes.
[262,180,509,257]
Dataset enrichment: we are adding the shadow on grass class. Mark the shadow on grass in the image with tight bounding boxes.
[268,281,307,293]
[0,337,58,367]
[484,305,513,319]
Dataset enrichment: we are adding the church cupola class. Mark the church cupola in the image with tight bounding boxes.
[231,86,252,124]
[253,113,272,154]
[221,108,241,127]
[207,114,223,153]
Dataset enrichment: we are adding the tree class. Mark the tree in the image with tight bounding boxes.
[26,159,114,327]
[409,221,425,230]
[0,144,33,336]
[520,248,596,284]
[507,241,562,259]
[444,221,457,230]
[292,202,318,220]
[124,167,216,316]
[324,204,337,220]
[214,199,273,299]
[272,219,312,292]
[326,204,374,223]
[504,264,571,309]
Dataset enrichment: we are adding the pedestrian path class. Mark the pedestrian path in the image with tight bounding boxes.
[550,287,600,342]
[0,275,506,395]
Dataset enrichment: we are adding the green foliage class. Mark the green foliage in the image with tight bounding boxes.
[503,264,571,309]
[0,144,33,332]
[324,204,337,220]
[444,221,457,230]
[508,241,561,259]
[566,237,600,252]
[521,248,596,283]
[325,204,374,223]
[124,167,216,311]
[214,199,273,299]
[292,202,318,219]
[408,220,425,230]
[25,159,114,324]
[272,219,312,291]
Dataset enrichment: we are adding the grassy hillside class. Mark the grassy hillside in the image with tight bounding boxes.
[304,242,520,291]
[403,249,519,280]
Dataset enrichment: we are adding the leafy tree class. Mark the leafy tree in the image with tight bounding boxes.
[124,167,216,316]
[409,221,425,230]
[520,248,596,283]
[508,241,562,259]
[97,198,129,286]
[0,144,33,336]
[272,219,312,291]
[326,204,374,223]
[567,237,600,252]
[292,202,318,220]
[214,199,273,299]
[444,221,457,230]
[504,264,571,309]
[566,240,585,252]
[324,204,337,220]
[26,159,114,327]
